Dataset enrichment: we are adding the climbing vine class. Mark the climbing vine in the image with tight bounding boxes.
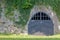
[22,0,32,9]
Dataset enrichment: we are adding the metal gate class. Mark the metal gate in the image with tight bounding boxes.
[28,12,54,35]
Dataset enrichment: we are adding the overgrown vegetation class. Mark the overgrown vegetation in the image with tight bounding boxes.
[22,0,32,9]
[0,0,60,28]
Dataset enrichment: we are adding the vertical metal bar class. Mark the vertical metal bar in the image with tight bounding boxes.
[40,12,41,20]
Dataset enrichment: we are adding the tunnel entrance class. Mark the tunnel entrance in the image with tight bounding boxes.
[28,12,54,35]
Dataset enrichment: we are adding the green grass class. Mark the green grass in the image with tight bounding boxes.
[0,34,60,38]
[0,38,60,40]
[0,34,60,40]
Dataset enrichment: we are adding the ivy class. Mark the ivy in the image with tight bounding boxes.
[22,0,32,9]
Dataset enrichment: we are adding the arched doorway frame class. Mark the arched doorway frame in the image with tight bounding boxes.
[26,5,59,35]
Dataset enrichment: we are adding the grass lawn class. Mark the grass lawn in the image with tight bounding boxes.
[0,34,60,40]
[0,38,60,40]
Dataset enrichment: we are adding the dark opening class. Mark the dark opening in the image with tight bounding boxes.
[31,12,50,20]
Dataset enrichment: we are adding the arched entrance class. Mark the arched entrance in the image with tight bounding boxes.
[28,12,54,35]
